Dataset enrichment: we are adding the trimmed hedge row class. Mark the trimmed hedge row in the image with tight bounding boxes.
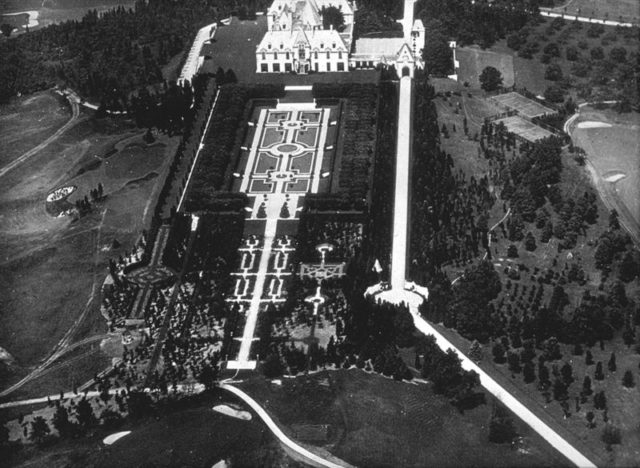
[185,84,284,212]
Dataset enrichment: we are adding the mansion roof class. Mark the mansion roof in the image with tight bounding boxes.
[258,28,348,52]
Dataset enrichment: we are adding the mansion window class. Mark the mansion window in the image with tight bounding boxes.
[274,52,278,60]
[273,63,281,72]
[338,51,342,59]
[262,52,266,60]
[338,62,344,71]
[326,51,330,59]
[286,52,290,59]
[315,51,318,59]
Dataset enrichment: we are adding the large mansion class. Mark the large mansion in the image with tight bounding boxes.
[256,0,425,76]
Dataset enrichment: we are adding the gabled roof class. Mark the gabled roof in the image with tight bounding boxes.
[412,19,424,31]
[257,28,347,52]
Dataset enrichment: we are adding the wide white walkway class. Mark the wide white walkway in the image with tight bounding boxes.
[390,76,413,289]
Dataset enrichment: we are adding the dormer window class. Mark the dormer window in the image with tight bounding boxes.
[280,43,283,49]
[332,43,336,48]
[268,44,272,49]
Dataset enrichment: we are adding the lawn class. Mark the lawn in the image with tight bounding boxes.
[545,0,640,24]
[0,91,71,168]
[571,107,640,233]
[0,113,179,397]
[240,370,566,467]
[455,47,515,89]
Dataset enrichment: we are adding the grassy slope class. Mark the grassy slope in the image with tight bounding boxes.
[240,370,565,467]
[0,92,71,168]
[572,107,640,227]
[0,109,178,394]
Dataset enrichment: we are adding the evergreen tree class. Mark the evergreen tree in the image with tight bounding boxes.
[29,416,50,444]
[608,352,617,372]
[52,405,74,438]
[75,398,96,429]
[524,232,537,251]
[523,361,536,383]
[582,375,593,396]
[601,424,621,450]
[492,342,506,364]
[585,350,594,365]
[488,404,517,443]
[622,370,635,388]
[595,361,605,380]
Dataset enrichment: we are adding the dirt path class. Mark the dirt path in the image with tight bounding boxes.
[0,93,80,179]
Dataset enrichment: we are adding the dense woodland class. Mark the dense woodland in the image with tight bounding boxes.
[0,0,270,104]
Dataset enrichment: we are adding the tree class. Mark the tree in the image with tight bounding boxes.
[197,360,219,391]
[0,24,13,37]
[53,405,74,438]
[582,375,593,395]
[29,416,50,444]
[492,342,506,364]
[619,251,638,282]
[263,351,284,379]
[488,404,517,443]
[565,45,579,61]
[609,46,627,63]
[544,63,563,81]
[595,361,605,380]
[523,361,536,383]
[601,424,621,450]
[586,411,596,429]
[280,202,290,219]
[622,370,635,388]
[590,46,604,60]
[594,390,607,410]
[469,340,483,362]
[422,22,453,76]
[561,362,574,385]
[75,398,96,429]
[507,244,518,258]
[479,66,503,92]
[507,351,521,374]
[321,6,345,31]
[607,352,616,372]
[585,349,594,365]
[524,232,537,251]
[544,85,565,103]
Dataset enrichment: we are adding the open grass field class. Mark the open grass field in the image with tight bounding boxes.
[455,47,515,89]
[571,107,640,235]
[240,370,566,467]
[3,393,294,468]
[200,17,379,86]
[0,92,71,168]
[546,0,640,24]
[0,106,179,397]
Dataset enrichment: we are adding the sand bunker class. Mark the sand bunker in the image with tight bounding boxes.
[212,404,252,420]
[103,431,131,445]
[603,171,627,183]
[576,121,613,129]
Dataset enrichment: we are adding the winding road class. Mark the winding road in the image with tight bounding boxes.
[221,384,352,468]
[0,91,80,179]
